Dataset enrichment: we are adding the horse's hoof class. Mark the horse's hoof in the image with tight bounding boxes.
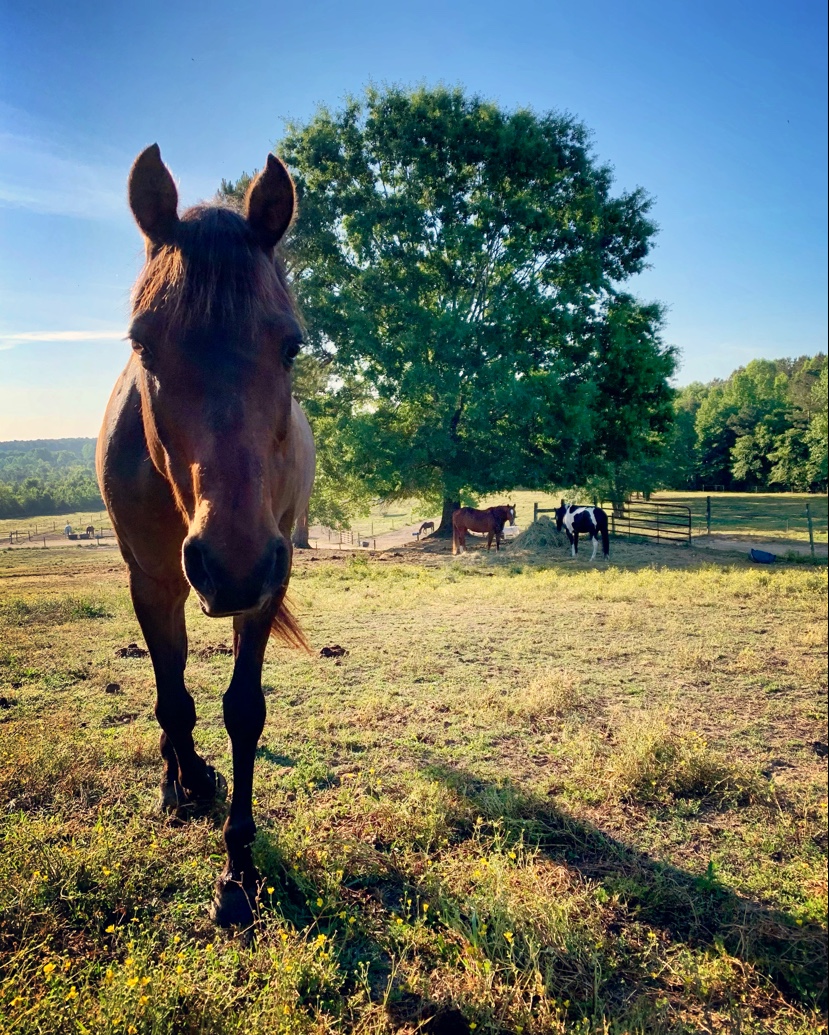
[209,875,259,928]
[202,765,228,805]
[159,766,227,819]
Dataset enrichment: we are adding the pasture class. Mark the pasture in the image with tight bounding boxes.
[0,540,826,1034]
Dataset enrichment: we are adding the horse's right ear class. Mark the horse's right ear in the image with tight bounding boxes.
[128,144,179,245]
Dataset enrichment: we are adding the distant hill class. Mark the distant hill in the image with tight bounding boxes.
[0,437,97,456]
[0,438,102,518]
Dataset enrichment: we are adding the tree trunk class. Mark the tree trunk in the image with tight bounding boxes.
[435,498,460,537]
[291,507,311,550]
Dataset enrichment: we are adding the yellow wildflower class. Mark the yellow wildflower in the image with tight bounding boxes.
[316,897,323,907]
[106,924,116,933]
[65,986,78,1001]
[126,976,139,988]
[43,962,56,976]
[266,886,274,895]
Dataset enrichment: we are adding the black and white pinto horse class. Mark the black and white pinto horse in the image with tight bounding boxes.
[555,504,610,561]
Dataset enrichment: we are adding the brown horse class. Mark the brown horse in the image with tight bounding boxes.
[417,521,435,539]
[452,504,516,554]
[97,145,315,927]
[85,525,95,538]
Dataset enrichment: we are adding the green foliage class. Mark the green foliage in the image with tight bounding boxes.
[657,355,828,494]
[0,439,102,518]
[223,84,675,516]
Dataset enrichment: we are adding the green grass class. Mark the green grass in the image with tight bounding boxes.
[653,492,828,544]
[0,543,826,1033]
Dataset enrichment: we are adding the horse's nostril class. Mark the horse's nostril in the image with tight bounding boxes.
[183,538,216,600]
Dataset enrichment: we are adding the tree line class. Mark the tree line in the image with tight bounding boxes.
[659,354,827,494]
[0,440,103,519]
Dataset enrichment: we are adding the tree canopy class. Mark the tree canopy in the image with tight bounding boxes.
[0,439,102,518]
[658,355,827,493]
[223,84,676,526]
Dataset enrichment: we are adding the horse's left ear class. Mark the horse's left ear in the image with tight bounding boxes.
[245,154,295,251]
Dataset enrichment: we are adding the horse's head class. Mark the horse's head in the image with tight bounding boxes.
[554,504,567,531]
[127,144,302,617]
[508,504,517,526]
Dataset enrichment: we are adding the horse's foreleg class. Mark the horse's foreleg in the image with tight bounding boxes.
[572,532,579,557]
[486,532,493,551]
[211,607,271,928]
[590,536,598,562]
[129,567,224,813]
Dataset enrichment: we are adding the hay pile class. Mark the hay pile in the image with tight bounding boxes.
[510,515,567,550]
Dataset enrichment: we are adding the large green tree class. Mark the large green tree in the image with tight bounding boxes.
[225,85,676,528]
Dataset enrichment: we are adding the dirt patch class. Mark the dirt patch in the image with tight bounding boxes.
[319,644,349,659]
[114,643,148,658]
[197,643,234,658]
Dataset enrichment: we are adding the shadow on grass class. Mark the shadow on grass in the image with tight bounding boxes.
[417,757,827,1012]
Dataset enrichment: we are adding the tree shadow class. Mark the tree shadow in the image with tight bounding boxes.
[416,756,827,1011]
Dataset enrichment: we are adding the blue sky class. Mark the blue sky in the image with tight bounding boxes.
[0,0,826,439]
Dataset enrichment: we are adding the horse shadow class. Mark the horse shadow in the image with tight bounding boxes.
[414,757,827,1011]
[245,755,825,1029]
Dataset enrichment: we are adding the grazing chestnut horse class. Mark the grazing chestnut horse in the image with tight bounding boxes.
[452,504,515,554]
[97,145,315,927]
[417,521,435,539]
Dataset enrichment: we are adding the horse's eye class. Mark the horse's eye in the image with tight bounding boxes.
[283,339,302,367]
[131,339,154,367]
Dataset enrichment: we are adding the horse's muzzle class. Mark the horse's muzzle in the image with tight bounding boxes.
[183,535,288,617]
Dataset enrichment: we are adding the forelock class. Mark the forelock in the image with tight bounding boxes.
[131,203,297,330]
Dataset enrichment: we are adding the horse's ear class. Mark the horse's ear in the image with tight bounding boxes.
[128,144,179,245]
[245,154,295,251]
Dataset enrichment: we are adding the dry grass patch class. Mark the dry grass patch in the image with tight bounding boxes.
[496,667,586,724]
[567,711,770,807]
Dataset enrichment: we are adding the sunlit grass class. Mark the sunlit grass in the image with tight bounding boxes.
[0,544,826,1033]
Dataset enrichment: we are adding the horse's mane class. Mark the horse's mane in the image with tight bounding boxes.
[131,204,298,332]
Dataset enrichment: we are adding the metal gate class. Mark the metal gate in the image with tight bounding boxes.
[610,499,692,544]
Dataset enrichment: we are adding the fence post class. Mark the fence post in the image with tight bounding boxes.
[806,503,815,561]
[706,496,711,537]
[533,502,538,523]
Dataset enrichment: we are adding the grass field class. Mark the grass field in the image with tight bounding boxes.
[0,538,827,1034]
[653,493,828,545]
